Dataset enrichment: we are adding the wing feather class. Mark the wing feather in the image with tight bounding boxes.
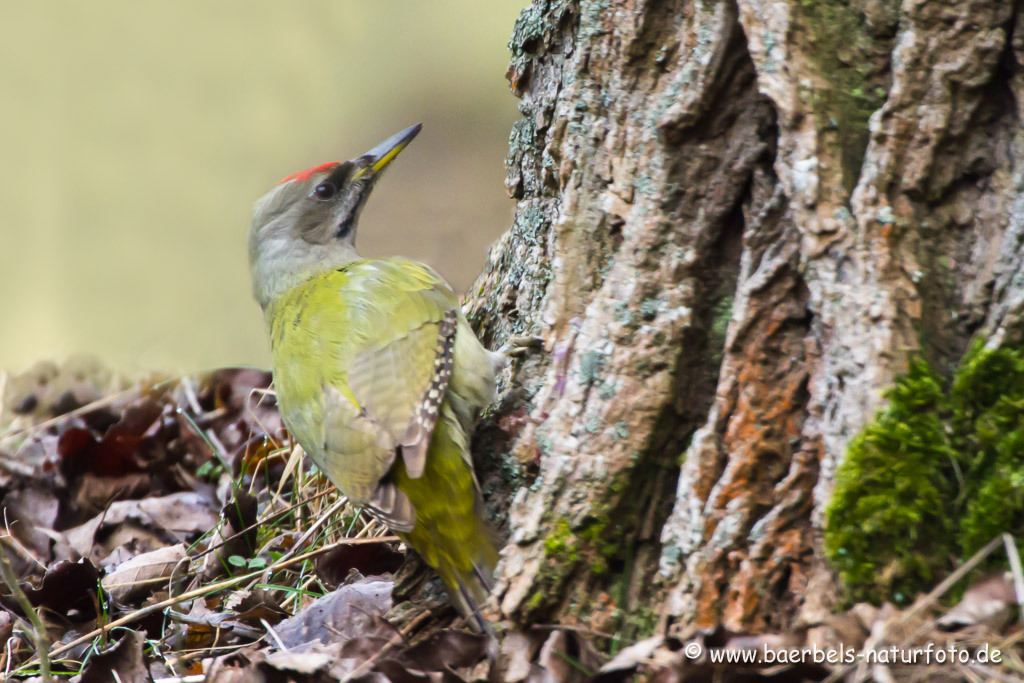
[313,260,460,512]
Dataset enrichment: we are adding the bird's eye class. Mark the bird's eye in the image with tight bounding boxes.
[313,182,337,200]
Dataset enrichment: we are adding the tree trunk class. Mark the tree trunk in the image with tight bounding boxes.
[466,0,1024,636]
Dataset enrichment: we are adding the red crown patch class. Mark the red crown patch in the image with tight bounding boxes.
[278,161,340,185]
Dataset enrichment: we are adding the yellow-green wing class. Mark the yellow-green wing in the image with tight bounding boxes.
[277,258,459,527]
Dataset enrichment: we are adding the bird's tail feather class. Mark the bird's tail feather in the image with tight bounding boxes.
[452,567,493,634]
[446,514,498,633]
[398,499,498,633]
[392,406,499,633]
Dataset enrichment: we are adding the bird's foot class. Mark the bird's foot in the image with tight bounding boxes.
[490,335,544,373]
[499,335,544,358]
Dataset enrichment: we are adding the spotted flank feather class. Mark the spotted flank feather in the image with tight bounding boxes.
[400,309,457,478]
[365,480,417,532]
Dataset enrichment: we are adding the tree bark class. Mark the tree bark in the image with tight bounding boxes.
[467,0,1024,636]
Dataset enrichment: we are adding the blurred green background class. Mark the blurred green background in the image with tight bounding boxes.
[0,2,526,375]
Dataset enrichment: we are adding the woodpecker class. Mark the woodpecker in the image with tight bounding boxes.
[248,124,499,630]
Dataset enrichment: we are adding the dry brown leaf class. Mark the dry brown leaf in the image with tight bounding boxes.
[6,434,61,478]
[102,543,185,603]
[938,571,1017,631]
[274,578,394,650]
[536,630,574,682]
[400,628,490,671]
[597,635,665,677]
[58,396,164,479]
[1,486,60,563]
[314,540,404,590]
[499,630,538,682]
[212,639,375,682]
[261,650,334,675]
[66,491,218,560]
[73,629,152,683]
[70,472,152,517]
[23,558,100,620]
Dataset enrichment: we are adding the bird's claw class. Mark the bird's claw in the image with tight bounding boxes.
[500,335,544,358]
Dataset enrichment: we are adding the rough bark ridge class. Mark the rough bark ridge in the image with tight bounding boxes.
[467,0,1024,635]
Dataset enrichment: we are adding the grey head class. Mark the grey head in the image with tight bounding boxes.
[248,123,422,308]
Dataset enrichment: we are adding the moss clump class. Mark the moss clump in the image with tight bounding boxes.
[952,348,1024,552]
[824,361,955,602]
[825,343,1024,604]
[544,519,579,562]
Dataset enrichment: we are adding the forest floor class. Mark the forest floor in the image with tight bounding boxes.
[0,363,1022,682]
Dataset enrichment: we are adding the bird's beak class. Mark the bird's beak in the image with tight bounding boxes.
[351,123,422,180]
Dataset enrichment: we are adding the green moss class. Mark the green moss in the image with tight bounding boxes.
[579,519,610,576]
[633,173,655,197]
[541,515,623,579]
[544,519,579,562]
[708,294,734,366]
[525,590,546,611]
[824,361,955,602]
[528,516,610,619]
[621,605,659,640]
[825,343,1024,604]
[508,4,545,53]
[952,347,1024,553]
[710,294,734,343]
[797,0,893,192]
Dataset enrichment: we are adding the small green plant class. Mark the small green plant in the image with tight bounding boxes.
[825,342,1024,604]
[227,555,267,570]
[195,459,224,480]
